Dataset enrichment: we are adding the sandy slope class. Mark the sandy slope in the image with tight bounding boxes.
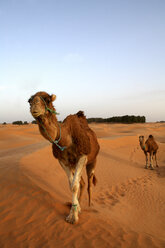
[0,123,165,248]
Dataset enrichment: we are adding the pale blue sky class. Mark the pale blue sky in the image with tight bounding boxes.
[0,0,165,122]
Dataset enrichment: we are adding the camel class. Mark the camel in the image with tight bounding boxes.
[28,91,100,224]
[139,135,159,169]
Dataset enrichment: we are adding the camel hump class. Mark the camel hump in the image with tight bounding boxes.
[76,110,89,128]
[76,111,85,118]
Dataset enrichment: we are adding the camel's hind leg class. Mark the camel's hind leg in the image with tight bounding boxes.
[149,151,154,170]
[154,152,159,167]
[86,160,97,206]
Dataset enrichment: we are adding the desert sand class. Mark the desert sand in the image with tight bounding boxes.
[0,122,165,248]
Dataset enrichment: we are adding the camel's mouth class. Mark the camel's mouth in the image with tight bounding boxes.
[31,111,42,118]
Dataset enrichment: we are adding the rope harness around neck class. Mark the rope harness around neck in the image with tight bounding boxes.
[39,96,66,151]
[141,143,146,150]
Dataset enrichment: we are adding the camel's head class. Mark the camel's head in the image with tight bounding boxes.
[139,135,144,143]
[28,91,56,118]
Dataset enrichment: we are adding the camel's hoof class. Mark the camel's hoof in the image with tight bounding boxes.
[65,215,78,224]
[150,166,154,170]
[144,166,148,169]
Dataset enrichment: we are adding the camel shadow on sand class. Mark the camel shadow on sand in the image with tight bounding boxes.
[156,165,165,178]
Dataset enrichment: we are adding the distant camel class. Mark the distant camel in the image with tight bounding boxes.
[139,135,159,169]
[28,91,100,224]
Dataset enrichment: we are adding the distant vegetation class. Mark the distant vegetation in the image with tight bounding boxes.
[11,120,37,125]
[31,120,37,124]
[5,115,146,125]
[87,115,146,124]
[12,121,29,125]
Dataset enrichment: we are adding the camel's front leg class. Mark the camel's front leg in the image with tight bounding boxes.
[59,160,81,213]
[59,160,74,189]
[66,155,87,224]
[145,152,148,169]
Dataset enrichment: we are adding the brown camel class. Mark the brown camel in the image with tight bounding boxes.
[28,91,100,224]
[139,135,159,169]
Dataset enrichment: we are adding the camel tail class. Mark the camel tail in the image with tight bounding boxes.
[93,174,97,186]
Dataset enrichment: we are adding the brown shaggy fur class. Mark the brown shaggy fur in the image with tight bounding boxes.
[145,135,159,153]
[139,134,159,169]
[28,91,100,208]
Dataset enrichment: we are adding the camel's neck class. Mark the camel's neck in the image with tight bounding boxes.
[37,113,59,143]
[140,139,146,151]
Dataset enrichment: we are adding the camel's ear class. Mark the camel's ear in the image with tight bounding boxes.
[51,94,56,102]
[28,96,33,104]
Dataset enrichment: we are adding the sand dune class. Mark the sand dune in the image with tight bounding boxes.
[0,123,165,247]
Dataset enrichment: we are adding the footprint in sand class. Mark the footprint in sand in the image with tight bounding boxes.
[96,174,155,209]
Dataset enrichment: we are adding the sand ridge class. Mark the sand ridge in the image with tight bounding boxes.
[0,123,165,247]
